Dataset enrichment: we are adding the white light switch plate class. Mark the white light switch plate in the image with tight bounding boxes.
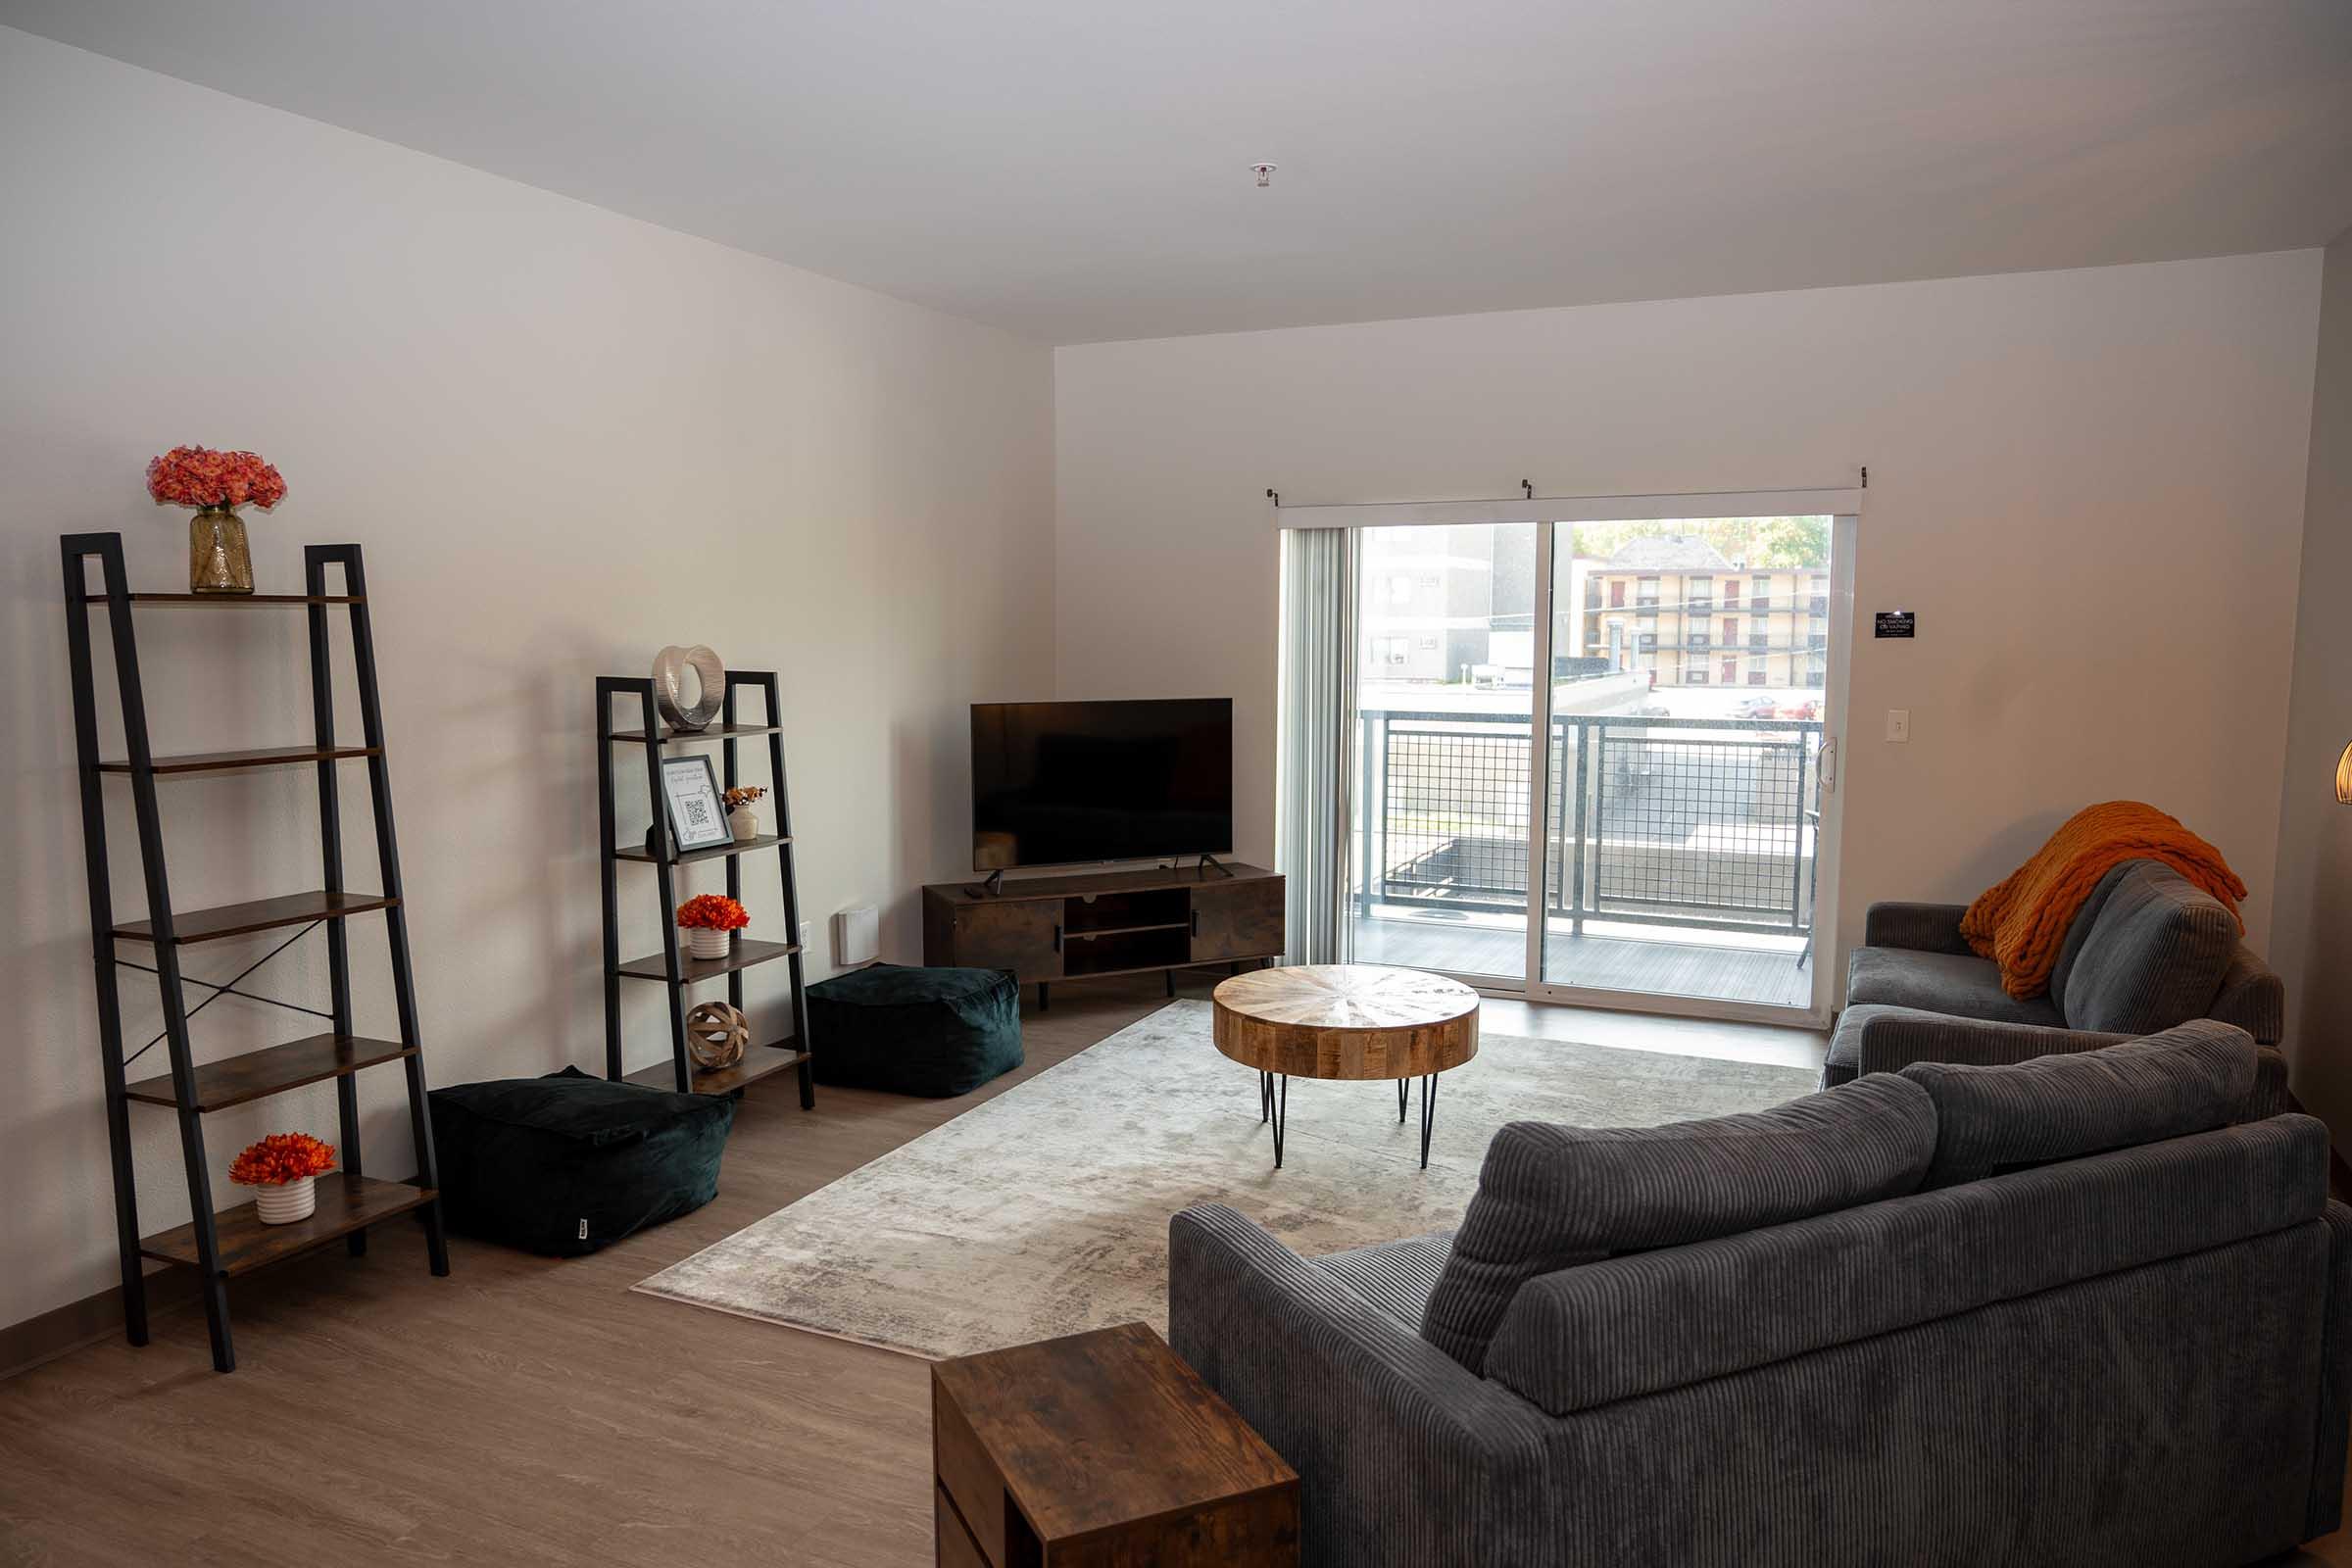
[1886,709,1911,743]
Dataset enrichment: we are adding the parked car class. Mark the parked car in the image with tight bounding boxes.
[1733,695,1779,719]
[1779,698,1821,720]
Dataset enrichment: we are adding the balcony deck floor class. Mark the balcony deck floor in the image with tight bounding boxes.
[1349,912,1815,1010]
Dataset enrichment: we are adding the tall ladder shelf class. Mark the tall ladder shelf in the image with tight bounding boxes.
[596,672,816,1103]
[62,533,450,1376]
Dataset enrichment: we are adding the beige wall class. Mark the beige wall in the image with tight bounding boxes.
[2274,227,2352,1144]
[0,31,1054,1332]
[1055,252,2323,970]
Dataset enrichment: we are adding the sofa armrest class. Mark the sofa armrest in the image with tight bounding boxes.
[1862,901,1976,955]
[1168,1205,1560,1568]
[1838,1006,2289,1118]
[2212,944,2286,1047]
[1845,1004,2136,1077]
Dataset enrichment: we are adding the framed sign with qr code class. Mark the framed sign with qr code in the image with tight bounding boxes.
[659,755,732,853]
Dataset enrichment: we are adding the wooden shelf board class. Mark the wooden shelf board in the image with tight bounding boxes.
[123,1033,416,1112]
[606,722,784,745]
[113,890,396,945]
[613,833,791,865]
[612,937,801,984]
[1057,954,1282,983]
[84,592,363,606]
[139,1175,434,1275]
[622,1043,809,1097]
[98,743,379,776]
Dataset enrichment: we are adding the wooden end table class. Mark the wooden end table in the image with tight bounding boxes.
[932,1321,1299,1567]
[1211,962,1480,1169]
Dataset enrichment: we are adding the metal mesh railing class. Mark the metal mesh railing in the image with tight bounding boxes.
[1356,709,1822,936]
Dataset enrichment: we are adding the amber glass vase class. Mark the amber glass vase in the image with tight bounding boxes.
[188,506,253,594]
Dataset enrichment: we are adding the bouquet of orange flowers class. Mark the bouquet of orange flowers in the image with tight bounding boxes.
[229,1132,336,1188]
[675,894,751,931]
[146,445,287,511]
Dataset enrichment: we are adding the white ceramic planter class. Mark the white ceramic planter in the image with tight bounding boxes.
[728,807,759,842]
[684,925,732,960]
[253,1174,318,1225]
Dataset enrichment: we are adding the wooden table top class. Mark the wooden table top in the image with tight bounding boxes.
[1211,963,1480,1081]
[931,1321,1297,1547]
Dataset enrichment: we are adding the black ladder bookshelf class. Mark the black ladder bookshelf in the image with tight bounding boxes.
[62,533,450,1375]
[596,671,816,1103]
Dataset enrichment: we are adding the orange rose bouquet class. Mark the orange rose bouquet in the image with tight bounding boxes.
[146,444,287,595]
[229,1132,337,1225]
[676,893,750,959]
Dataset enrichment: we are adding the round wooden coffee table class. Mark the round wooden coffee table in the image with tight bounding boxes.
[1211,963,1480,1169]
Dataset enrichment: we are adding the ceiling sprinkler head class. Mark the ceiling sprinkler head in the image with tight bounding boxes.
[1251,163,1277,187]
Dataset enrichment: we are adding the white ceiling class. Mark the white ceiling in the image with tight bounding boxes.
[7,0,2350,344]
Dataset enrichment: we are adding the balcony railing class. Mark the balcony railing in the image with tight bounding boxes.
[1355,708,1823,938]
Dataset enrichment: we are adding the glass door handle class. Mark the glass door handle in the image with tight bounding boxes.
[1819,737,1838,795]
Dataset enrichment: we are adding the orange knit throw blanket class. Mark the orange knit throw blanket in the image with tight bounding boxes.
[1959,801,2245,1000]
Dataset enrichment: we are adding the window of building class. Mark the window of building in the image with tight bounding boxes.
[1689,574,1713,609]
[1637,576,1659,606]
[1387,573,1414,605]
[1374,635,1408,665]
[1686,667,1709,685]
[1747,667,1768,686]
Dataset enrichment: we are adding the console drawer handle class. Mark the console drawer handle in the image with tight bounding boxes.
[1190,909,1200,937]
[1053,922,1062,953]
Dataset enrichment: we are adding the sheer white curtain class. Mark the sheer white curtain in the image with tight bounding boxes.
[1275,527,1356,964]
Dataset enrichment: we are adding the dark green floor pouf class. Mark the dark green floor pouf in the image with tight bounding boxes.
[808,962,1023,1097]
[427,1066,735,1256]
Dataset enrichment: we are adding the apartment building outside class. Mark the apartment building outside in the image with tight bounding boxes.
[1578,535,1830,688]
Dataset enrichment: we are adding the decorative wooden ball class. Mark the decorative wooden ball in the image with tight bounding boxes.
[684,1002,751,1070]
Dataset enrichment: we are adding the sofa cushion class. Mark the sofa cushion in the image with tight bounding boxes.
[1316,1232,1452,1327]
[2058,861,2236,1034]
[1899,1020,2258,1189]
[1846,946,2065,1027]
[1481,1114,2328,1415]
[2048,861,2131,1015]
[1417,1075,1937,1374]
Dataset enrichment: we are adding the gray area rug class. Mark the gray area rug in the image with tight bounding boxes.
[635,1000,1820,1359]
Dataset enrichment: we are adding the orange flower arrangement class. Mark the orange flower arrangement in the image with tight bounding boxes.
[229,1132,337,1187]
[146,445,287,511]
[675,894,751,931]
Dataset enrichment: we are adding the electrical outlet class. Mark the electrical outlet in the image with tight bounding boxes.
[800,920,814,951]
[1886,709,1911,743]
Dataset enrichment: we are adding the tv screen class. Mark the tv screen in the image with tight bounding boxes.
[970,699,1233,870]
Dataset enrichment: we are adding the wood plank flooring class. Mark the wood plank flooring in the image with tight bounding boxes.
[0,975,2340,1566]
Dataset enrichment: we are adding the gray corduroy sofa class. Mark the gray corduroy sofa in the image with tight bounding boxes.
[1170,1022,2352,1567]
[1825,858,2285,1097]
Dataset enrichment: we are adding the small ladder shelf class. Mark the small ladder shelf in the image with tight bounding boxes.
[62,533,451,1375]
[595,673,816,1104]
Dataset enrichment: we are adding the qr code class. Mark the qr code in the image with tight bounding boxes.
[682,798,714,827]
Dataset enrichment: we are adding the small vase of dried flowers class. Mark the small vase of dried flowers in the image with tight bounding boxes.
[146,445,288,594]
[229,1132,337,1224]
[677,893,750,960]
[724,785,766,841]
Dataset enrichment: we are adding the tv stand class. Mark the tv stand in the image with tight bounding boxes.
[923,863,1284,1010]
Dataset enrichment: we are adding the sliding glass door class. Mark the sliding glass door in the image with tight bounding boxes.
[1335,506,1851,1022]
[1347,522,1536,981]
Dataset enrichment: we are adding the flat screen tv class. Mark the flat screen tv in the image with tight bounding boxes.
[970,699,1233,870]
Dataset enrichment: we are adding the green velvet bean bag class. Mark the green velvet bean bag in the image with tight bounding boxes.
[427,1066,734,1255]
[808,962,1023,1097]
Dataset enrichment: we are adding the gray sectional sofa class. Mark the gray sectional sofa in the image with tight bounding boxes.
[1826,858,2287,1100]
[1169,1022,2350,1567]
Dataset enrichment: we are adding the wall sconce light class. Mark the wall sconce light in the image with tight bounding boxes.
[2338,741,2352,806]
